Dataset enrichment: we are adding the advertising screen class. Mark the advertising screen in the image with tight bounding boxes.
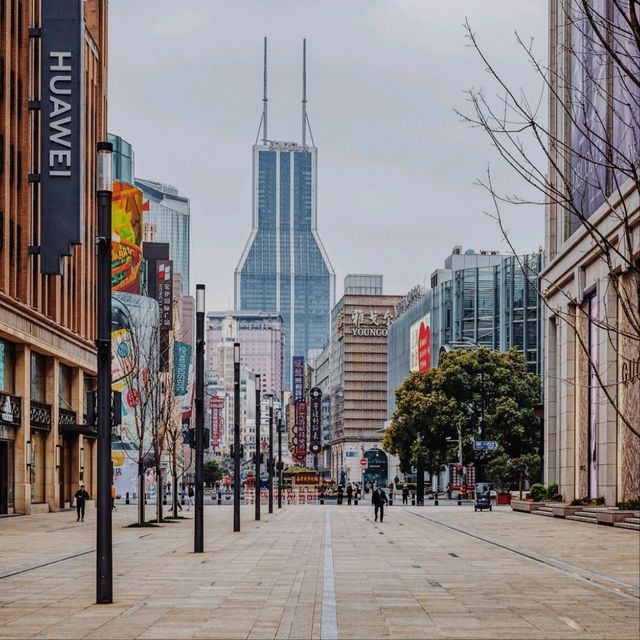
[112,181,144,293]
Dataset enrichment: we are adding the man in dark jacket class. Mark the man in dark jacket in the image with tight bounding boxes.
[402,482,410,505]
[372,486,388,522]
[346,483,353,506]
[74,484,90,522]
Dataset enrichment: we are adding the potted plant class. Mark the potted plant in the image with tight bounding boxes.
[496,490,512,505]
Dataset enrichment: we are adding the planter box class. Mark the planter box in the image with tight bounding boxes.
[550,505,583,518]
[496,493,512,505]
[511,500,546,513]
[596,510,640,525]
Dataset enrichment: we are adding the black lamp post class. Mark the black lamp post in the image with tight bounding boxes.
[255,374,261,521]
[233,342,241,532]
[96,141,113,605]
[268,397,274,514]
[277,408,283,509]
[194,284,205,553]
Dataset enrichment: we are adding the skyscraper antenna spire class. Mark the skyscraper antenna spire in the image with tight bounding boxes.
[302,38,307,147]
[262,37,268,144]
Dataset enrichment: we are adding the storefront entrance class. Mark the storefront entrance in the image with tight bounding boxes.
[0,439,15,514]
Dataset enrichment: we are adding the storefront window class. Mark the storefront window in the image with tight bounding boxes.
[0,340,15,394]
[59,364,72,409]
[31,353,47,403]
[30,431,47,503]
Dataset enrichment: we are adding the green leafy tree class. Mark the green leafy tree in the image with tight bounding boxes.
[383,348,541,475]
[203,460,223,486]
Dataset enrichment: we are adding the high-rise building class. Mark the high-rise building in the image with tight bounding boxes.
[325,276,401,486]
[387,247,544,420]
[0,1,108,515]
[136,178,190,296]
[206,311,284,400]
[235,39,335,388]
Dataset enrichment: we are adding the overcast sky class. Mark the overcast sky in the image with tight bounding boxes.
[108,1,547,307]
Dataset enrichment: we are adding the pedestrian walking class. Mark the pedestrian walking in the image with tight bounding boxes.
[402,482,409,505]
[186,484,194,510]
[346,483,353,506]
[74,484,90,522]
[372,486,388,522]
[337,485,344,505]
[111,484,117,510]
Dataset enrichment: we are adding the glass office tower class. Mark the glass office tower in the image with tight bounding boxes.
[235,141,335,388]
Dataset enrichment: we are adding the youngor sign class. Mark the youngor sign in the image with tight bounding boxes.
[40,0,85,274]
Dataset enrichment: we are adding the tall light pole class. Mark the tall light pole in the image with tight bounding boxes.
[268,396,274,514]
[96,141,113,605]
[233,342,241,532]
[254,374,261,521]
[194,284,205,553]
[277,408,283,509]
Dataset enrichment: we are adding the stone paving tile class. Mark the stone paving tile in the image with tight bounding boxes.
[0,504,638,639]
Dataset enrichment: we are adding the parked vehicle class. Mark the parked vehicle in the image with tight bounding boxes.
[474,486,492,512]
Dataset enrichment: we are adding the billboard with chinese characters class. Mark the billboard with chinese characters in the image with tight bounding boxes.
[292,356,305,402]
[210,396,224,449]
[112,181,144,293]
[349,307,394,337]
[309,387,322,455]
[410,314,431,373]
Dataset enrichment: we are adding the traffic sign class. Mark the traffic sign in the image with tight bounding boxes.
[473,440,498,451]
[359,458,368,468]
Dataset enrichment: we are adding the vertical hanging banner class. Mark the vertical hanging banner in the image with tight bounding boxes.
[156,260,173,370]
[40,0,85,274]
[173,341,191,396]
[292,356,305,402]
[309,387,322,455]
[294,399,307,463]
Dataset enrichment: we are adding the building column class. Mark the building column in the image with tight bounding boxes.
[45,358,60,511]
[13,344,31,515]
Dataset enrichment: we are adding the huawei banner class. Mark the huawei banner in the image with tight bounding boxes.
[410,314,431,373]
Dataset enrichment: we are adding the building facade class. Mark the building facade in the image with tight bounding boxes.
[326,276,401,485]
[206,311,284,400]
[387,248,544,419]
[0,0,108,514]
[544,1,639,504]
[234,42,335,389]
[136,178,190,296]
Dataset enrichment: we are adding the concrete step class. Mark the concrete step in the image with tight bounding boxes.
[624,517,640,525]
[613,521,640,531]
[532,508,555,517]
[566,514,598,524]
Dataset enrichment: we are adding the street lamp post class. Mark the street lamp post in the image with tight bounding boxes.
[255,374,261,521]
[277,408,283,509]
[96,141,113,605]
[268,397,274,514]
[233,342,241,532]
[194,284,205,553]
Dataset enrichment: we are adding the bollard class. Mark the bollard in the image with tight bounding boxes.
[458,492,462,506]
[411,492,416,506]
[320,494,324,505]
[125,492,130,505]
[354,495,358,506]
[389,491,393,507]
[217,491,221,505]
[434,495,438,506]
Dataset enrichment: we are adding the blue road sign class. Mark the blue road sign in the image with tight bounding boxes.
[473,440,498,451]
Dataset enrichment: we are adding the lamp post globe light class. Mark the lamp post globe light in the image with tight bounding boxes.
[194,284,205,553]
[96,141,113,604]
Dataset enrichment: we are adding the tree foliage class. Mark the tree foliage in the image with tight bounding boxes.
[204,460,223,486]
[383,348,541,474]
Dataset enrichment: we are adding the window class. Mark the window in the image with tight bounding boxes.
[59,364,72,408]
[30,353,47,402]
[0,340,15,393]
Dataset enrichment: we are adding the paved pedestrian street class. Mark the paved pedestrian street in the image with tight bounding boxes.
[0,505,638,639]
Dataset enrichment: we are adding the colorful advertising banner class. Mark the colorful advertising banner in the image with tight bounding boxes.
[112,181,144,293]
[174,341,192,397]
[210,396,224,449]
[292,356,305,402]
[309,387,322,455]
[39,0,84,274]
[293,399,307,463]
[410,314,431,373]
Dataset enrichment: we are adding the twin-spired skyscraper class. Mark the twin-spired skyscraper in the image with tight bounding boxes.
[235,39,335,389]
